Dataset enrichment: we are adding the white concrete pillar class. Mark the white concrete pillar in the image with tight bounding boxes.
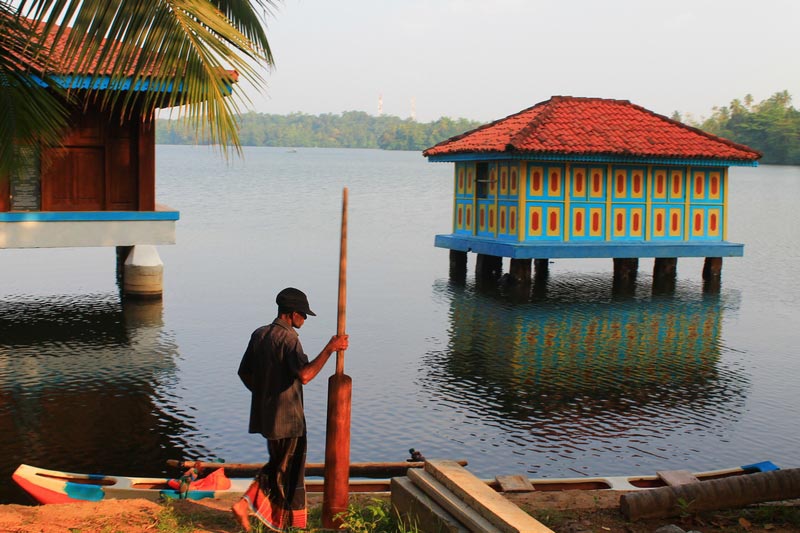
[123,245,164,298]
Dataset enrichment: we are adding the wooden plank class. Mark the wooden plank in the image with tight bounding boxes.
[391,477,468,533]
[496,475,535,493]
[425,460,553,533]
[656,470,699,487]
[407,469,502,533]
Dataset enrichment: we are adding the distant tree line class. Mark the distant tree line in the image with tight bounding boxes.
[158,92,800,163]
[156,111,482,151]
[674,91,800,165]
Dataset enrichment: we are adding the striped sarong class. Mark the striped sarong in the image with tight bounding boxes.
[241,436,307,531]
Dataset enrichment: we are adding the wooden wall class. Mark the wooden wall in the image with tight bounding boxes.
[2,103,156,212]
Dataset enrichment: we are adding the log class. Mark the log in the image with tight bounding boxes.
[167,459,468,478]
[620,467,800,520]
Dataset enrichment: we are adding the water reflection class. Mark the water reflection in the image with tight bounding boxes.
[424,275,749,474]
[0,294,197,503]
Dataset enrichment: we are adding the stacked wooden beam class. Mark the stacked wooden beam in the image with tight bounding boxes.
[391,460,554,533]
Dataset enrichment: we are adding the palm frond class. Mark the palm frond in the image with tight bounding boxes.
[0,5,70,176]
[9,0,277,154]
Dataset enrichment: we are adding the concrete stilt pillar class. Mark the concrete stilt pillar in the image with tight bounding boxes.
[534,259,549,276]
[653,257,677,278]
[116,246,133,279]
[703,257,723,280]
[652,257,677,295]
[613,258,639,282]
[475,254,502,280]
[449,250,467,283]
[123,245,164,299]
[508,258,532,285]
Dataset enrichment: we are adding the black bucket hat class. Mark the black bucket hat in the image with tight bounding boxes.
[276,287,316,316]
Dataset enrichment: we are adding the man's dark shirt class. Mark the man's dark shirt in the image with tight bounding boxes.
[238,318,309,439]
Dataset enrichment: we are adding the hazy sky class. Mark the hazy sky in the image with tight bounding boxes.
[240,0,800,124]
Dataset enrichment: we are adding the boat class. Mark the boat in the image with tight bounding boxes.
[11,460,454,504]
[12,460,779,505]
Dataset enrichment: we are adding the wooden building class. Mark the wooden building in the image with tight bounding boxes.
[423,96,761,284]
[1,20,237,296]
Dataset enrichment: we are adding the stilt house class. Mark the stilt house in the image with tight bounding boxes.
[423,96,761,282]
[1,19,237,296]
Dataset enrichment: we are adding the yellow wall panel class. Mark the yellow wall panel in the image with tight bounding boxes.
[691,208,705,237]
[613,208,626,237]
[589,168,604,198]
[693,171,705,200]
[529,206,543,237]
[631,169,645,199]
[653,208,666,237]
[548,168,562,197]
[653,170,667,200]
[668,208,682,237]
[669,170,683,200]
[572,207,586,236]
[630,207,644,237]
[546,206,561,236]
[589,207,604,237]
[709,171,722,200]
[510,166,519,195]
[530,167,544,196]
[572,167,587,197]
[708,208,721,237]
[614,170,627,198]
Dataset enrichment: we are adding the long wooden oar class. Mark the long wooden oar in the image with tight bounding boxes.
[322,187,351,528]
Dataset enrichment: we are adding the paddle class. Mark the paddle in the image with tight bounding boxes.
[322,187,351,528]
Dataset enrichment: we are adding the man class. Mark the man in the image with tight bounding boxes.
[232,287,348,532]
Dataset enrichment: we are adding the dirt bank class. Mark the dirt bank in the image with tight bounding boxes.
[1,494,798,532]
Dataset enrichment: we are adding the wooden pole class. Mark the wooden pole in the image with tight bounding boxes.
[322,188,352,528]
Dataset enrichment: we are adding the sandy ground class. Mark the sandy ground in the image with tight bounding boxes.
[0,493,798,532]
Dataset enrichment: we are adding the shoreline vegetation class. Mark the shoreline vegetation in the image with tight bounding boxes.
[156,91,800,165]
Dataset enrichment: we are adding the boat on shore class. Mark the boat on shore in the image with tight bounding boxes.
[12,460,778,505]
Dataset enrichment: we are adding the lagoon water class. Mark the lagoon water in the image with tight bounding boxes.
[1,146,799,504]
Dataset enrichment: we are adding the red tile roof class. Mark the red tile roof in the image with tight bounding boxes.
[5,16,238,82]
[424,96,761,162]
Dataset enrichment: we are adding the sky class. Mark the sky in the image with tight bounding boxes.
[234,0,800,124]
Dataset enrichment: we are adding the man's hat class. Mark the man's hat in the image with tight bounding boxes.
[276,287,316,316]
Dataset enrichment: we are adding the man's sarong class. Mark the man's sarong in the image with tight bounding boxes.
[241,436,307,531]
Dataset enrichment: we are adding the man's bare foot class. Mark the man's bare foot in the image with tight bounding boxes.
[231,498,252,532]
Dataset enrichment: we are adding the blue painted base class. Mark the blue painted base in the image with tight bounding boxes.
[435,234,744,259]
[0,211,179,222]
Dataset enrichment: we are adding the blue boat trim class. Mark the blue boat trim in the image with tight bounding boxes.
[426,152,758,167]
[435,234,744,259]
[0,211,180,222]
[160,489,216,501]
[64,481,105,502]
[741,461,780,473]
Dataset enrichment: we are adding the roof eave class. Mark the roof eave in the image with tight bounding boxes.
[425,151,759,167]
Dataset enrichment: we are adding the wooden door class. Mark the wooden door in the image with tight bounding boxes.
[41,147,104,211]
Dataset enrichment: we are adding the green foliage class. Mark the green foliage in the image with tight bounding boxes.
[156,112,482,151]
[1,0,275,174]
[334,498,419,533]
[685,90,800,165]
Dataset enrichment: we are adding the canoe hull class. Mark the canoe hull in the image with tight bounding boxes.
[12,461,779,505]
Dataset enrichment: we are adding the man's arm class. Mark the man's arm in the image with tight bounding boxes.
[298,334,349,384]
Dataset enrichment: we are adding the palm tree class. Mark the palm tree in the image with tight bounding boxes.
[0,0,275,175]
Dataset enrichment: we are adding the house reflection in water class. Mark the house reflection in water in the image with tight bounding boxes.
[0,295,198,504]
[424,276,748,444]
